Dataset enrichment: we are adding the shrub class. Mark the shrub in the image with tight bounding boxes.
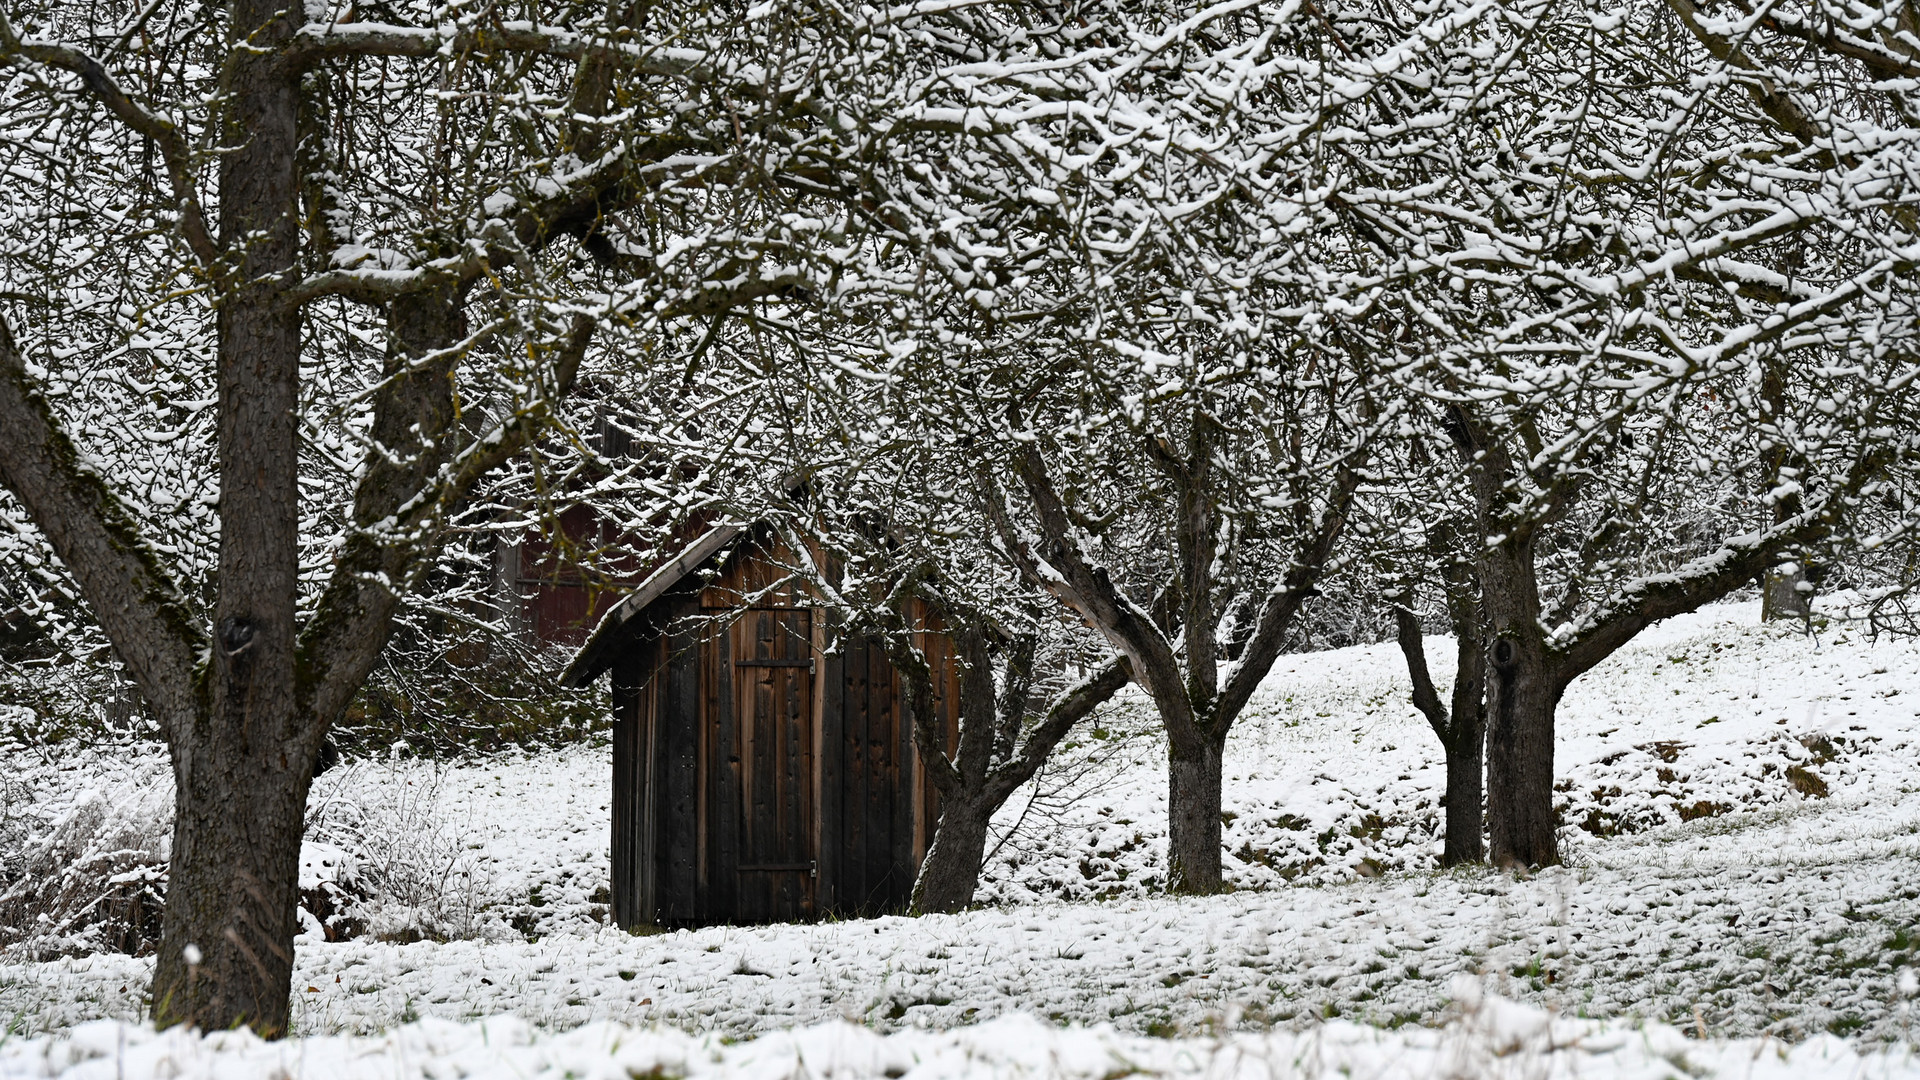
[0,752,170,959]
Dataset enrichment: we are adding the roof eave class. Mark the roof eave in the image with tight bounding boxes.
[557,522,743,688]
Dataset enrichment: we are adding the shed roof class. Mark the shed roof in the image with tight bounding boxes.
[557,522,742,688]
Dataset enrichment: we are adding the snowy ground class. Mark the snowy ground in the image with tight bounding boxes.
[4,601,1920,1077]
[6,988,1920,1080]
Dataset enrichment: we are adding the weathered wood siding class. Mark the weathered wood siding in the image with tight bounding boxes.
[653,592,702,924]
[608,532,960,928]
[609,644,654,928]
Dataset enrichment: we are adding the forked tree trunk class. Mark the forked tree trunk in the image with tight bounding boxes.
[900,625,1130,915]
[1166,737,1225,892]
[912,796,992,914]
[148,0,306,1035]
[1483,635,1561,867]
[1394,592,1487,867]
[982,426,1358,900]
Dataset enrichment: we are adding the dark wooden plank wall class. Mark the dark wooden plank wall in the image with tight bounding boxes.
[731,608,815,922]
[701,604,736,919]
[655,594,702,924]
[695,533,816,924]
[827,634,936,917]
[613,533,965,928]
[833,636,882,916]
[610,649,648,929]
[700,537,807,610]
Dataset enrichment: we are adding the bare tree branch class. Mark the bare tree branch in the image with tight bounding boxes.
[0,315,203,730]
[0,13,216,265]
[1215,462,1361,725]
[982,653,1132,806]
[287,20,717,80]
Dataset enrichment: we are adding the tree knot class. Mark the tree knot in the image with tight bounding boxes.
[218,616,257,657]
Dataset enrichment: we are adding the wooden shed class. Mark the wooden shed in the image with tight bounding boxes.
[560,524,957,928]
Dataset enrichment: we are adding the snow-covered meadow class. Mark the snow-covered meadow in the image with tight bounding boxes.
[5,600,1920,1078]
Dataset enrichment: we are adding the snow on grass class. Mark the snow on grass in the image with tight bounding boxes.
[4,989,1920,1080]
[3,601,1920,1064]
[983,602,1920,900]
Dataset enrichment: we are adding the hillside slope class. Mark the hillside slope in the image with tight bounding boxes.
[2,602,1917,1051]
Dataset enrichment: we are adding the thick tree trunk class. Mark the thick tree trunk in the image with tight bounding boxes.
[1456,415,1561,871]
[152,0,305,1036]
[1166,737,1225,893]
[1483,635,1561,867]
[153,741,313,1033]
[911,797,991,914]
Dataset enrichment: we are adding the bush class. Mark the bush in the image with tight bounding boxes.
[0,751,171,959]
[303,753,491,943]
[0,743,518,957]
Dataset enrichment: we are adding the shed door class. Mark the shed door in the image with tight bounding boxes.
[731,608,815,921]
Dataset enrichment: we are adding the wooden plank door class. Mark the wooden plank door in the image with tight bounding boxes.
[730,608,816,921]
[832,636,909,917]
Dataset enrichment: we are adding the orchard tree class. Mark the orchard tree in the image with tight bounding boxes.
[908,1,1500,892]
[0,0,1057,1033]
[894,612,1130,913]
[573,0,1511,895]
[1368,0,1920,867]
[976,376,1371,894]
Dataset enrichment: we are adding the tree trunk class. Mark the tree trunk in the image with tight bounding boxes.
[152,740,314,1034]
[899,632,1130,915]
[911,797,991,914]
[1393,594,1487,867]
[1441,724,1486,866]
[151,0,305,1036]
[1761,566,1812,621]
[1441,613,1488,866]
[1166,737,1225,893]
[1457,417,1560,871]
[1483,635,1560,867]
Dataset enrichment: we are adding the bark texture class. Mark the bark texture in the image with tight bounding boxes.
[1166,738,1225,892]
[1482,633,1560,868]
[1442,726,1486,864]
[1469,508,1561,869]
[911,795,992,914]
